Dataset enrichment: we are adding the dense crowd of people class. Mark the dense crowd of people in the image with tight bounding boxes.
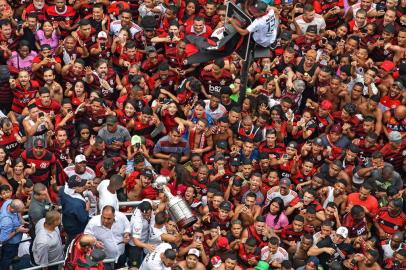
[0,0,405,269]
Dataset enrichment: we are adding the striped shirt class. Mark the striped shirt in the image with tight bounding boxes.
[153,135,190,156]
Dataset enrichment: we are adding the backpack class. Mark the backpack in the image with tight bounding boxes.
[63,233,85,270]
[64,234,105,270]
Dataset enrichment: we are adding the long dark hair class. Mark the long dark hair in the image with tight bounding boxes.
[174,164,192,187]
[264,197,284,225]
[270,104,287,122]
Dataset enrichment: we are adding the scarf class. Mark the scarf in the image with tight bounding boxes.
[188,127,206,150]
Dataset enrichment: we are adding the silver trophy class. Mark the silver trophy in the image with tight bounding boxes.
[153,175,197,228]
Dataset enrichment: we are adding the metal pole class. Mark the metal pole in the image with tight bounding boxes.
[117,200,160,207]
[238,45,254,105]
[23,258,117,270]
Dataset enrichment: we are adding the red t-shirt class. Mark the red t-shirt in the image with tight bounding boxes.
[347,192,379,216]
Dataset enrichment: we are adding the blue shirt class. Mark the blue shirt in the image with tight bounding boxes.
[239,149,260,163]
[0,200,23,244]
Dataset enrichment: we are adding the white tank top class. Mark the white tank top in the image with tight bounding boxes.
[323,186,335,208]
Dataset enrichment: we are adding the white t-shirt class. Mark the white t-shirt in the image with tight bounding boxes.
[294,14,326,34]
[97,180,119,212]
[260,246,289,262]
[139,243,173,270]
[138,4,166,18]
[146,225,167,253]
[247,9,278,47]
[64,165,96,182]
[382,240,405,259]
[109,20,142,38]
[265,187,297,207]
[204,100,227,121]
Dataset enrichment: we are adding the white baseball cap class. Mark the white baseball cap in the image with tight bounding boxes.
[335,227,348,239]
[97,31,108,39]
[188,248,200,258]
[75,154,87,163]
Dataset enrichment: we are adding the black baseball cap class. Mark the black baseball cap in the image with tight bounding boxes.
[230,157,241,166]
[216,141,228,150]
[141,168,153,178]
[280,31,292,40]
[219,201,232,211]
[33,138,45,148]
[253,0,268,13]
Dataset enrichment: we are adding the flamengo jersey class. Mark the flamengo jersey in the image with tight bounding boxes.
[46,6,78,37]
[0,123,22,158]
[247,9,278,47]
[200,69,232,95]
[11,82,40,114]
[21,149,56,184]
[375,207,406,235]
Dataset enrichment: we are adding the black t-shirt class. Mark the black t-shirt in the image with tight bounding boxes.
[316,236,353,269]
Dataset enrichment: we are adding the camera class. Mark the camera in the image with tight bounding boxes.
[38,112,44,117]
[100,43,106,50]
[168,32,174,40]
[159,98,172,104]
[376,2,386,11]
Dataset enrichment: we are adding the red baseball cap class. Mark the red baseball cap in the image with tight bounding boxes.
[320,100,333,110]
[217,237,229,249]
[330,124,343,133]
[380,60,395,72]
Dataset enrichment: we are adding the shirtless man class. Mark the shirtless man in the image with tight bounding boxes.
[232,192,261,227]
[43,68,63,104]
[177,249,206,270]
[127,168,157,201]
[358,95,383,135]
[189,118,213,155]
[213,253,242,270]
[350,82,367,108]
[345,250,382,270]
[330,77,350,110]
[382,104,406,139]
[210,116,234,147]
[292,234,313,268]
[384,28,406,65]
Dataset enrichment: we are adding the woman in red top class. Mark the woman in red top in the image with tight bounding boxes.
[178,0,197,27]
[3,157,35,196]
[111,27,131,74]
[241,96,257,119]
[115,99,137,131]
[71,124,91,158]
[269,105,288,143]
[160,101,184,133]
[64,81,89,109]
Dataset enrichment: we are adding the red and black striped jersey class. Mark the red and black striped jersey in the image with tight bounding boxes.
[46,5,79,37]
[375,207,406,235]
[11,81,40,114]
[21,149,56,184]
[0,123,23,158]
